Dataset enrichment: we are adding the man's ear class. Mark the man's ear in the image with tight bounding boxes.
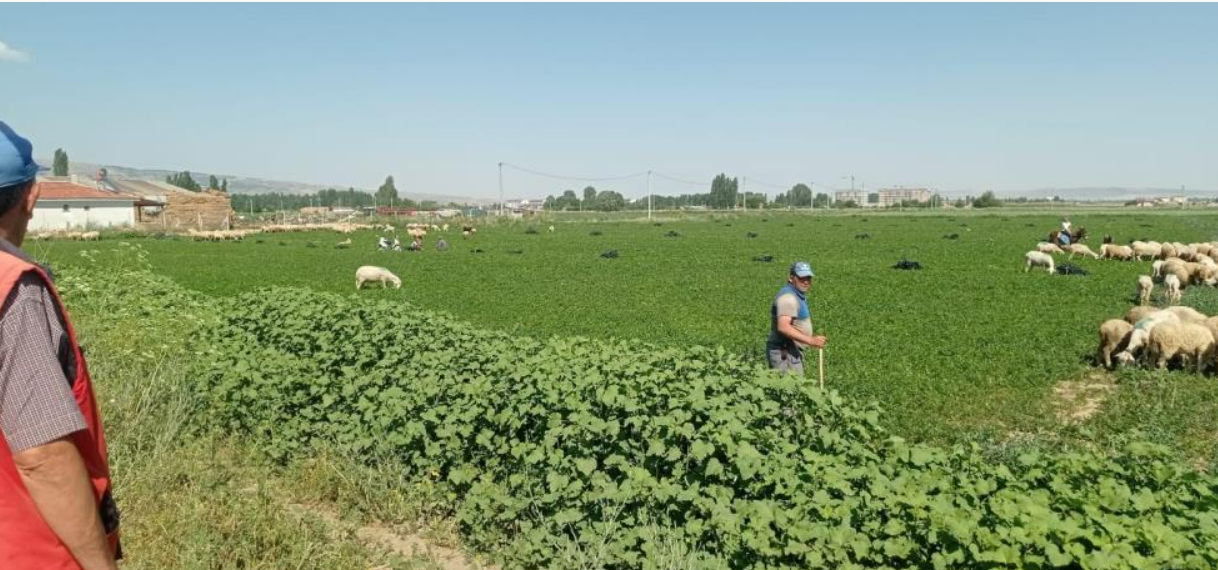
[22,182,39,217]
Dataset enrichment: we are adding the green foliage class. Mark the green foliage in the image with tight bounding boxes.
[166,171,202,192]
[376,176,399,206]
[973,191,1003,208]
[596,190,626,212]
[220,178,228,193]
[208,174,220,190]
[196,287,1218,569]
[710,174,738,210]
[53,148,70,176]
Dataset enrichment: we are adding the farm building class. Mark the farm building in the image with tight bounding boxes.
[30,179,143,231]
[155,190,236,230]
[877,187,932,206]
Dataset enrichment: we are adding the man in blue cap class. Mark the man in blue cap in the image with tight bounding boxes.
[0,121,121,569]
[766,261,827,375]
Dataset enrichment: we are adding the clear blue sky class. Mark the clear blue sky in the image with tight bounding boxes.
[2,3,1216,199]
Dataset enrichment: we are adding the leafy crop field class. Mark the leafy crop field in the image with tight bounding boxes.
[36,210,1218,462]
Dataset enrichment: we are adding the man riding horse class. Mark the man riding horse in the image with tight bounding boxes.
[1048,217,1086,247]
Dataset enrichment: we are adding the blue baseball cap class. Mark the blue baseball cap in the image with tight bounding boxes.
[0,121,38,188]
[790,261,814,278]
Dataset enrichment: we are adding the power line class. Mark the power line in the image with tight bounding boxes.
[650,171,706,186]
[501,162,647,182]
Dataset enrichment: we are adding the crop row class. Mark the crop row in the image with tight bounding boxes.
[196,287,1218,569]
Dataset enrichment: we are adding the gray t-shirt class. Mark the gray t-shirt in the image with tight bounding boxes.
[0,240,86,453]
[767,291,812,350]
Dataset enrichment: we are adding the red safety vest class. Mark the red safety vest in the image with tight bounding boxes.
[0,250,119,569]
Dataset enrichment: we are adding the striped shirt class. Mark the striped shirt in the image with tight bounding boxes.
[0,237,85,453]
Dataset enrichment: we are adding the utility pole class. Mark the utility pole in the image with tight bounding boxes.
[742,177,747,211]
[810,182,815,212]
[498,162,504,217]
[647,170,652,221]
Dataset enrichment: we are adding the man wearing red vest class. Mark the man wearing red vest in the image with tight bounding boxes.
[0,121,120,569]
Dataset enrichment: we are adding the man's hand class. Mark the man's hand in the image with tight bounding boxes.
[807,335,827,348]
[13,438,118,570]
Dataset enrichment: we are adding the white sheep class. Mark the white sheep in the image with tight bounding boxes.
[548,225,555,233]
[1165,274,1182,305]
[1100,244,1135,261]
[1036,242,1065,254]
[1146,322,1214,372]
[355,266,402,290]
[1098,319,1134,369]
[1114,311,1181,366]
[1132,241,1161,261]
[1152,260,1165,278]
[1067,244,1100,260]
[1163,305,1208,324]
[1025,251,1055,274]
[1137,275,1154,306]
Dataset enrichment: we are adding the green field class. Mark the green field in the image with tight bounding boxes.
[36,210,1218,463]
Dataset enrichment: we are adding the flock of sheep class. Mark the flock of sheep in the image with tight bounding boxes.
[1086,239,1218,373]
[29,230,100,241]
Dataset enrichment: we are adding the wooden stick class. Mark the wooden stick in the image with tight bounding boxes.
[818,347,825,390]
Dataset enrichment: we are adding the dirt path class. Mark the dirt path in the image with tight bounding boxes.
[285,500,495,570]
[1051,371,1117,424]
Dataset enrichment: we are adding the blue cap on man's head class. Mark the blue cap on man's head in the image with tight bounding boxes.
[0,121,39,188]
[790,261,814,278]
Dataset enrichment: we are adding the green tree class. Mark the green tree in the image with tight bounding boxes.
[376,176,398,206]
[709,174,738,210]
[220,178,228,193]
[594,190,625,212]
[972,191,1002,208]
[582,186,598,207]
[813,193,830,208]
[52,148,70,177]
[166,171,202,192]
[208,175,220,190]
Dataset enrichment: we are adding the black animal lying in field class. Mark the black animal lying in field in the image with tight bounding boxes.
[752,255,775,263]
[893,259,922,270]
[600,249,619,259]
[471,248,485,253]
[747,232,759,238]
[855,233,871,240]
[589,230,603,236]
[1056,263,1088,276]
[664,230,681,237]
[943,233,959,240]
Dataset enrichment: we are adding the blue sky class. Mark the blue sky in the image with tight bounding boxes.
[2,3,1216,199]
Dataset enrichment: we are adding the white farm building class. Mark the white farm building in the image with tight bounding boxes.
[30,180,140,232]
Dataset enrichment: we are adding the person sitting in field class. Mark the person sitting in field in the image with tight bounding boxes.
[408,237,423,252]
[436,238,449,252]
[1059,217,1072,245]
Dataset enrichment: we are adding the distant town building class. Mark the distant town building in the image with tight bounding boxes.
[834,190,867,205]
[877,187,932,207]
[504,198,545,213]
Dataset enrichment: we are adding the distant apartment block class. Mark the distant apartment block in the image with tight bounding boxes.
[834,190,867,205]
[877,187,932,206]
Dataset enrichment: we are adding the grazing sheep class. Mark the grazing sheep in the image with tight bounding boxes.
[1025,251,1055,273]
[1165,274,1182,305]
[1125,305,1159,324]
[1137,275,1154,305]
[893,259,922,270]
[1146,322,1214,372]
[1098,319,1134,369]
[1067,244,1100,260]
[548,225,555,233]
[79,231,100,241]
[1152,260,1165,278]
[1203,317,1218,345]
[1159,243,1178,260]
[1131,241,1162,261]
[1036,242,1065,254]
[462,229,474,239]
[336,238,352,249]
[356,266,401,289]
[1100,244,1135,261]
[1115,311,1181,366]
[1163,305,1208,324]
[441,223,449,232]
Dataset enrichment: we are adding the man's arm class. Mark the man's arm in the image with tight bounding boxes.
[13,437,117,570]
[777,315,826,348]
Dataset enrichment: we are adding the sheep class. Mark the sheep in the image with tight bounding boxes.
[355,266,402,290]
[336,238,352,249]
[1163,305,1208,324]
[1137,275,1154,306]
[1098,319,1134,369]
[1036,242,1065,254]
[1146,322,1214,372]
[1125,305,1159,324]
[1164,274,1183,305]
[1152,260,1166,278]
[1159,243,1178,260]
[441,223,450,232]
[1131,241,1162,261]
[548,225,555,233]
[1067,244,1100,260]
[1100,244,1135,261]
[1025,251,1055,274]
[462,230,473,239]
[1198,265,1218,286]
[1203,317,1218,346]
[1114,311,1181,366]
[80,231,100,241]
